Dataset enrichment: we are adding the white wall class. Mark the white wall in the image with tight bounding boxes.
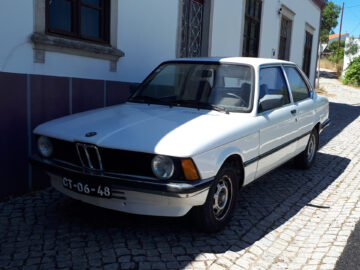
[0,0,179,83]
[117,0,179,82]
[259,0,321,85]
[0,0,321,85]
[343,37,360,73]
[210,0,244,57]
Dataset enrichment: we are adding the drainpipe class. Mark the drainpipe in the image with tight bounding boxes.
[315,7,323,89]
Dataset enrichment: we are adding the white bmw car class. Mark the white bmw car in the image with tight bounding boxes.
[31,57,330,232]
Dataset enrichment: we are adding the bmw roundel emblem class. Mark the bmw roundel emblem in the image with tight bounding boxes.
[85,132,97,137]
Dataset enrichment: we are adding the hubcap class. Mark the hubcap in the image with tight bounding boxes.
[307,134,316,162]
[213,175,232,220]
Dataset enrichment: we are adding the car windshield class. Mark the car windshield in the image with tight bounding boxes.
[129,62,254,112]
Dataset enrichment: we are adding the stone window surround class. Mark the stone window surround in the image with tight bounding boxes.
[176,0,213,58]
[280,5,295,21]
[305,23,316,34]
[277,5,295,60]
[32,0,124,72]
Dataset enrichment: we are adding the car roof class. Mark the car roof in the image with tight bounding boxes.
[167,57,295,68]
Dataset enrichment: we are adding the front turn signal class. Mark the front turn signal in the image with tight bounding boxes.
[181,159,199,180]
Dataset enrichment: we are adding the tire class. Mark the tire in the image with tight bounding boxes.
[294,128,319,169]
[192,163,239,233]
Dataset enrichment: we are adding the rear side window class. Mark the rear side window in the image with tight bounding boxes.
[258,67,290,112]
[284,66,310,102]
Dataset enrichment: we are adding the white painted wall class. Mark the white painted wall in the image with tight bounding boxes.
[210,0,244,57]
[258,0,321,85]
[117,0,179,82]
[0,0,321,85]
[0,0,179,83]
[343,37,360,73]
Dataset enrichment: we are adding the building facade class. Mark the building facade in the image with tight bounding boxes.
[0,0,325,197]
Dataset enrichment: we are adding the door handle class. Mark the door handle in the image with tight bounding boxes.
[291,109,297,115]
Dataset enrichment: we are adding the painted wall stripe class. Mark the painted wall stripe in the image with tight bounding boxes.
[26,74,32,189]
[69,77,73,114]
[104,80,107,107]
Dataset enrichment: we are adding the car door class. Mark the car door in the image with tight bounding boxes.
[283,65,315,154]
[255,66,298,179]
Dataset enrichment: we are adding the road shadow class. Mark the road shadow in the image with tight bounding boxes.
[15,150,346,269]
[319,70,339,79]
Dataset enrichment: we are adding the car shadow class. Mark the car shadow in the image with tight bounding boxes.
[38,150,349,269]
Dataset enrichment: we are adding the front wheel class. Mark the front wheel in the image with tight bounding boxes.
[295,128,319,169]
[192,163,239,232]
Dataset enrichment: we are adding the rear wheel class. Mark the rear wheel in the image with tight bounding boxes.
[295,128,319,169]
[192,163,239,232]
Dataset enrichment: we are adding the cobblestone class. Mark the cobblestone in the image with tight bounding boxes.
[0,72,359,269]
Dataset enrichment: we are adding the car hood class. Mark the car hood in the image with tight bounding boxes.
[34,102,253,157]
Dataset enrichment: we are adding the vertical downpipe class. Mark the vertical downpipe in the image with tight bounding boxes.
[69,78,73,114]
[26,74,32,190]
[104,81,107,107]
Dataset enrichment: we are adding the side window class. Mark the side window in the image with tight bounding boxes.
[258,67,290,113]
[284,66,310,102]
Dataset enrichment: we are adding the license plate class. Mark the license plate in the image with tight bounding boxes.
[62,177,112,198]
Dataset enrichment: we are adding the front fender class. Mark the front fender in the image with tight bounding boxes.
[192,132,259,181]
[216,147,243,169]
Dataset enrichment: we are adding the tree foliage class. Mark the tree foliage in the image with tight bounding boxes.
[320,1,341,43]
[328,40,345,63]
[344,56,360,86]
[345,37,359,58]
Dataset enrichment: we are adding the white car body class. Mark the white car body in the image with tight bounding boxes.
[32,57,330,218]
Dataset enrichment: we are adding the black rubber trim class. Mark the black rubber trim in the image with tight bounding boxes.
[29,156,214,196]
[320,118,331,130]
[243,130,312,167]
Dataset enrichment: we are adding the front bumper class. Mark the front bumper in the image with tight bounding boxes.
[30,156,213,217]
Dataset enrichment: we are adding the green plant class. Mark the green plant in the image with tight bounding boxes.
[343,56,360,86]
[345,37,359,61]
[328,40,345,63]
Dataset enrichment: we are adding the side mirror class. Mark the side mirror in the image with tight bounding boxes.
[259,95,284,113]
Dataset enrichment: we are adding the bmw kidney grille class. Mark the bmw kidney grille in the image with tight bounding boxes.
[76,143,103,170]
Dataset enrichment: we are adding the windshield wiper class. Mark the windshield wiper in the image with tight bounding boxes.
[172,100,229,114]
[172,99,199,108]
[129,96,172,107]
[205,104,229,114]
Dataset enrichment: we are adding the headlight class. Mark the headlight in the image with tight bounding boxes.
[151,155,174,180]
[37,136,53,158]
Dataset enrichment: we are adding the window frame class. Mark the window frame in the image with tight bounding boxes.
[257,64,292,114]
[302,30,314,78]
[283,64,314,103]
[278,16,293,61]
[45,0,110,44]
[242,0,263,57]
